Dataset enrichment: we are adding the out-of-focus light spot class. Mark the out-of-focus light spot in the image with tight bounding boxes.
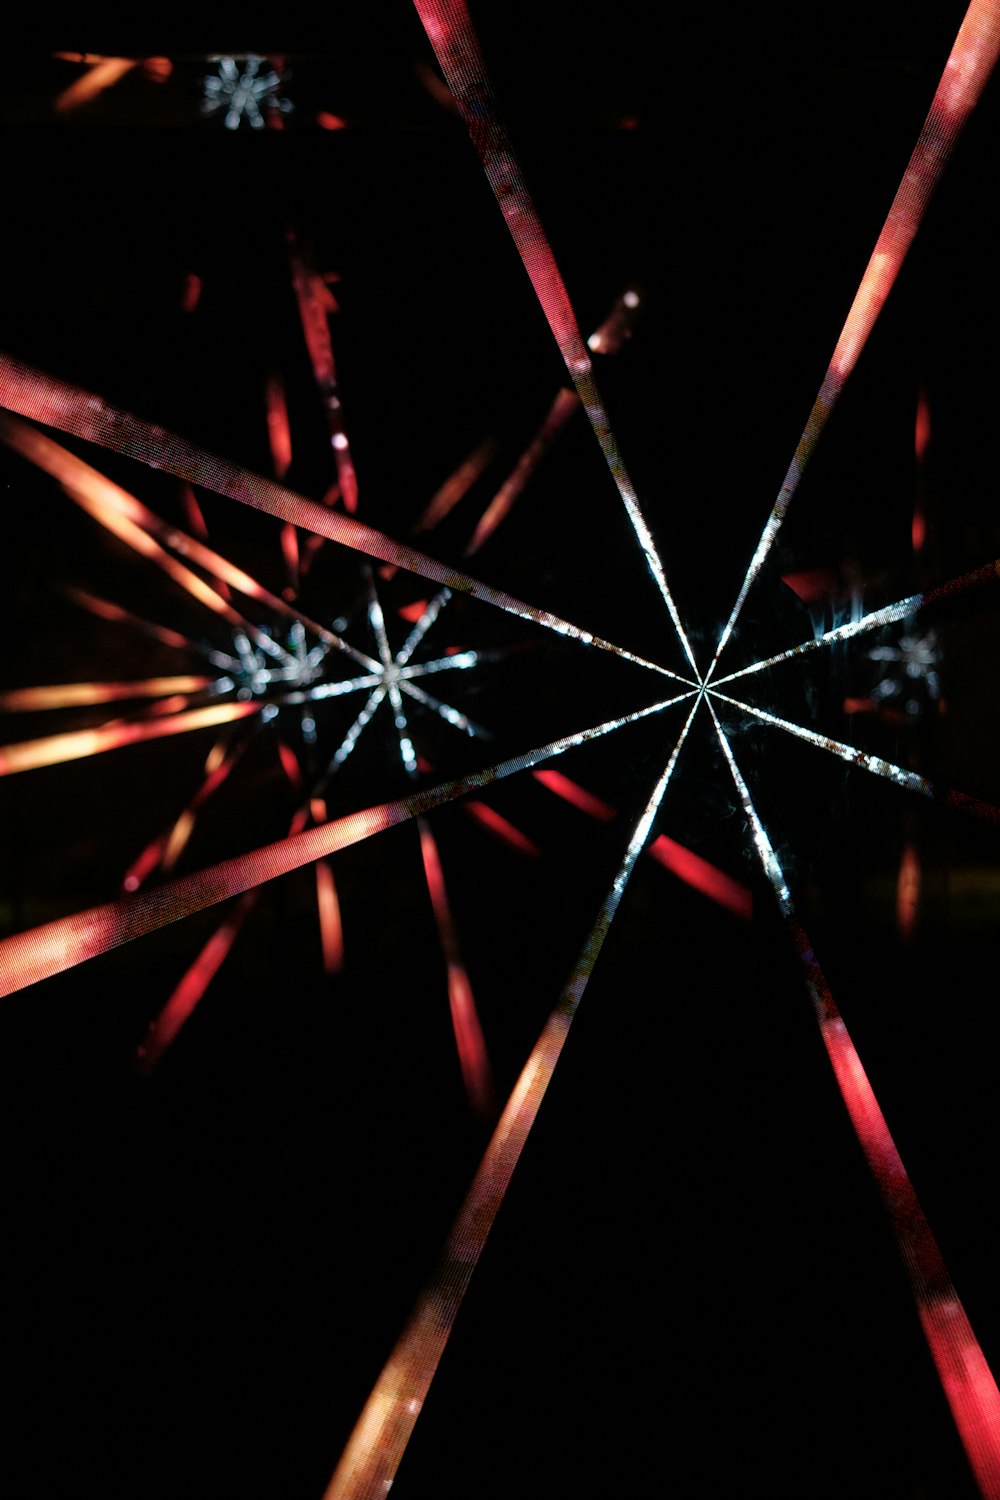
[317,111,348,130]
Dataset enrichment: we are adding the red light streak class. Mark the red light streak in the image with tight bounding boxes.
[419,820,494,1114]
[0,693,683,998]
[65,587,196,652]
[288,232,359,513]
[780,570,840,604]
[532,768,614,821]
[316,111,348,130]
[265,372,293,479]
[648,835,751,920]
[0,368,687,684]
[135,893,257,1073]
[397,599,430,624]
[710,0,1000,674]
[277,741,303,790]
[180,274,203,314]
[462,801,540,859]
[0,676,212,712]
[411,438,497,538]
[0,700,257,777]
[412,0,700,678]
[323,704,697,1498]
[466,388,578,555]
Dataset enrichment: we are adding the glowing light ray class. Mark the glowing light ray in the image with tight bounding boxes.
[125,735,249,891]
[0,693,691,999]
[708,0,1000,679]
[135,892,257,1073]
[322,696,699,1500]
[411,0,702,679]
[531,767,752,917]
[315,858,345,974]
[0,701,259,777]
[281,672,385,705]
[54,56,136,112]
[410,438,497,536]
[707,698,1000,1500]
[366,569,418,779]
[397,650,479,680]
[466,388,579,555]
[398,678,489,740]
[395,588,452,667]
[709,688,1000,825]
[320,686,390,782]
[462,801,540,858]
[0,362,690,686]
[715,554,1000,686]
[288,231,359,513]
[1,411,377,672]
[65,586,204,655]
[418,818,494,1115]
[0,676,213,712]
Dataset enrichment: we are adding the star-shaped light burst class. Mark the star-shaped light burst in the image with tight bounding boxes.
[2,6,1000,1498]
[201,54,291,130]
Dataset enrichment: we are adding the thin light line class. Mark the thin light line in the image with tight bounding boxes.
[322,695,699,1500]
[0,692,694,999]
[706,697,1000,1500]
[0,366,691,687]
[411,0,702,679]
[707,0,1000,680]
[709,688,1000,825]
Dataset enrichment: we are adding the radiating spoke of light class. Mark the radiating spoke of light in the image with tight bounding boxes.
[708,0,1000,679]
[0,676,213,712]
[398,678,489,740]
[466,388,579,555]
[462,800,540,858]
[409,438,498,537]
[532,766,752,917]
[715,554,1000,687]
[123,735,248,892]
[315,858,345,974]
[1,411,376,670]
[709,688,1000,825]
[411,0,702,680]
[288,232,359,513]
[0,700,259,777]
[707,697,1000,1500]
[0,359,693,686]
[0,692,691,1000]
[322,696,699,1500]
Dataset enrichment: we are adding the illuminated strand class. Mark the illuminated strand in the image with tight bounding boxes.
[412,0,701,678]
[708,0,1000,679]
[707,698,1000,1499]
[0,692,692,999]
[466,389,580,555]
[0,362,691,686]
[0,676,213,712]
[323,696,699,1499]
[715,554,1000,687]
[709,689,1000,825]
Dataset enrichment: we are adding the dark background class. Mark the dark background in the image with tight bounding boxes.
[2,6,999,1496]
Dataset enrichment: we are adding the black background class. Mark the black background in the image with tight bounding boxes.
[2,6,1000,1496]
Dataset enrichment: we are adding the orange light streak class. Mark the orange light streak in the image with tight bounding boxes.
[462,801,540,859]
[0,371,686,684]
[419,818,494,1115]
[288,233,359,513]
[467,388,579,555]
[124,736,245,891]
[315,859,344,973]
[316,111,349,130]
[266,372,293,479]
[412,438,498,537]
[0,694,683,997]
[0,701,257,777]
[65,586,196,652]
[55,56,137,112]
[896,841,921,942]
[0,675,211,712]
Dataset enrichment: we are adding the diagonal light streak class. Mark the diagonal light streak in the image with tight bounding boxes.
[0,691,692,1000]
[0,700,260,777]
[0,413,380,672]
[710,688,1000,825]
[0,676,214,712]
[706,697,1000,1499]
[0,360,693,687]
[365,567,418,777]
[398,677,490,740]
[411,0,702,680]
[322,694,700,1500]
[707,0,1000,681]
[715,553,1000,687]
